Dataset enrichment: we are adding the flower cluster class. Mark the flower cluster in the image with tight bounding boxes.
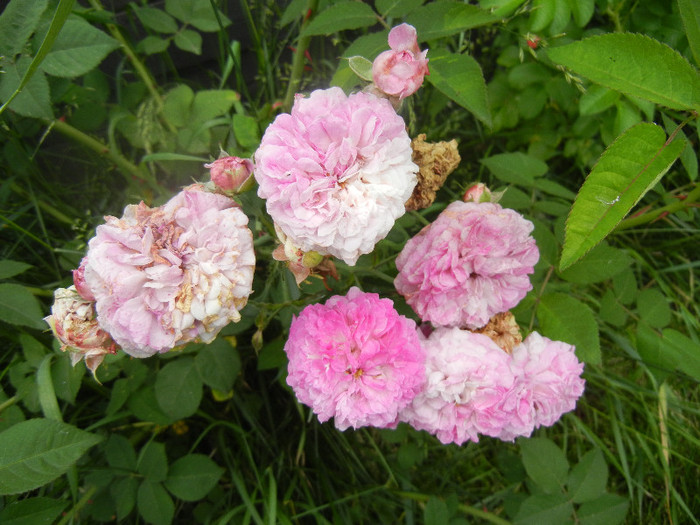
[47,184,255,366]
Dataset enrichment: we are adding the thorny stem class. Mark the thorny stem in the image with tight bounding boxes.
[282,0,320,112]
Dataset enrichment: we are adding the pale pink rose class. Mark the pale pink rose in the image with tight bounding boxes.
[254,87,417,265]
[44,286,116,374]
[372,23,429,99]
[395,201,539,329]
[284,287,425,431]
[509,332,585,428]
[463,183,490,203]
[400,327,515,445]
[72,258,94,301]
[205,156,254,193]
[83,184,255,358]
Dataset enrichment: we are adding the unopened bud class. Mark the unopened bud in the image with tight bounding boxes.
[252,329,263,352]
[463,183,492,203]
[205,156,254,193]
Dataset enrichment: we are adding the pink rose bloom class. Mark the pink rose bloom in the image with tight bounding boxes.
[82,184,255,358]
[205,156,254,193]
[254,87,417,265]
[372,23,429,99]
[284,287,425,431]
[44,286,116,374]
[400,327,515,445]
[509,332,585,428]
[395,201,539,329]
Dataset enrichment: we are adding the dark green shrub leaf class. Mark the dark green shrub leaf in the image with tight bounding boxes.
[519,437,569,494]
[612,268,637,305]
[51,353,84,404]
[128,386,174,425]
[332,31,389,90]
[0,418,102,495]
[406,2,500,41]
[530,0,555,32]
[598,290,627,327]
[568,448,607,503]
[111,476,138,521]
[547,33,700,112]
[162,84,194,127]
[137,441,168,482]
[426,49,492,127]
[0,260,32,279]
[424,497,450,525]
[20,334,46,368]
[195,337,241,392]
[571,0,594,27]
[578,493,629,525]
[40,18,119,78]
[232,113,261,151]
[0,283,46,329]
[548,0,571,35]
[301,2,377,36]
[513,493,573,525]
[164,454,224,501]
[165,0,230,32]
[537,293,600,364]
[191,89,238,123]
[132,5,178,33]
[138,35,170,55]
[279,0,307,27]
[677,0,700,67]
[0,497,66,525]
[0,0,48,58]
[559,243,632,284]
[560,123,684,270]
[481,152,548,185]
[174,29,202,55]
[257,338,287,371]
[579,85,620,116]
[637,288,671,328]
[376,0,424,18]
[155,357,203,419]
[105,434,137,471]
[137,481,174,525]
[660,329,700,381]
[0,59,53,120]
[635,323,672,379]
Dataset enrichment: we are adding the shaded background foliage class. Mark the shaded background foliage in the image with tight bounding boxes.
[0,0,699,523]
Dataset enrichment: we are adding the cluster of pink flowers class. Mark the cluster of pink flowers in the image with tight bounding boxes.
[46,184,255,366]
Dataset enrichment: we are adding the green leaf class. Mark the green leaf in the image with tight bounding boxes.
[332,31,389,90]
[678,0,700,67]
[105,434,137,471]
[0,418,102,495]
[660,329,700,381]
[36,355,61,421]
[40,17,119,78]
[513,493,573,525]
[481,152,548,186]
[137,441,168,483]
[128,386,174,425]
[570,0,594,27]
[132,5,178,33]
[423,497,450,525]
[348,56,373,82]
[174,29,202,55]
[164,454,224,501]
[51,353,84,404]
[568,448,608,503]
[579,85,620,116]
[578,493,629,525]
[20,334,46,368]
[0,260,32,279]
[280,0,307,27]
[142,152,207,163]
[0,283,46,329]
[232,113,261,151]
[194,337,241,392]
[598,290,627,327]
[0,58,53,120]
[0,497,67,525]
[547,33,700,112]
[519,437,569,494]
[162,84,194,127]
[155,357,203,419]
[530,0,555,32]
[165,0,230,32]
[191,89,238,123]
[559,243,632,284]
[257,338,287,371]
[406,2,500,40]
[111,477,138,521]
[537,292,601,364]
[0,0,48,58]
[375,0,424,18]
[637,288,671,329]
[301,2,377,36]
[560,123,684,270]
[137,481,174,525]
[548,0,571,35]
[138,35,170,55]
[426,49,492,127]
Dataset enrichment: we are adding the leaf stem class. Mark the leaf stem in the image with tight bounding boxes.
[56,485,99,525]
[282,0,320,112]
[615,182,700,230]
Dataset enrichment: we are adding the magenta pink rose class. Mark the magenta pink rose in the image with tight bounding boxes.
[284,287,425,431]
[372,23,429,99]
[395,201,539,329]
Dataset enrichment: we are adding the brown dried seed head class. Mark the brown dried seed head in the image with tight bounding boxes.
[405,134,461,211]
